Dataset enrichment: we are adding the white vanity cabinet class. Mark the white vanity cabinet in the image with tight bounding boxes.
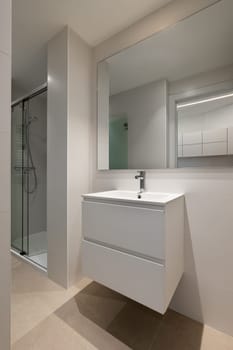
[81,191,184,314]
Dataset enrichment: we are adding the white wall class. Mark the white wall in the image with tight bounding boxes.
[67,28,92,286]
[47,28,68,287]
[47,27,92,287]
[0,0,11,348]
[110,80,167,169]
[92,0,233,337]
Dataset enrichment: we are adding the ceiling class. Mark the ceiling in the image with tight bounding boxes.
[107,0,233,95]
[12,0,173,96]
[178,95,233,119]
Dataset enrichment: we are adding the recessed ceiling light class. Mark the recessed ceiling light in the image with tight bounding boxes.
[177,92,233,109]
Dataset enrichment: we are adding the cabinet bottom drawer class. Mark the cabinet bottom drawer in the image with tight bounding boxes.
[82,240,166,314]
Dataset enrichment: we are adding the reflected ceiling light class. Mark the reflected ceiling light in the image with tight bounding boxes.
[177,92,233,109]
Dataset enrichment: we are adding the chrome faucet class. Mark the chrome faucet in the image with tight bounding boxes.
[135,171,145,196]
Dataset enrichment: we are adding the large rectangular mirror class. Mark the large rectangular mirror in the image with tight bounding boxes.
[97,0,233,169]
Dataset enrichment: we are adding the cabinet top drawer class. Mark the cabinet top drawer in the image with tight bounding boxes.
[82,200,165,261]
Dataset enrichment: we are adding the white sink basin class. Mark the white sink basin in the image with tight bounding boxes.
[82,190,183,205]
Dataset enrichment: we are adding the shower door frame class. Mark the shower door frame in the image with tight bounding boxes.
[11,83,47,256]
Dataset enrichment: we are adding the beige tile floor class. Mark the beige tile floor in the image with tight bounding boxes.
[11,254,233,350]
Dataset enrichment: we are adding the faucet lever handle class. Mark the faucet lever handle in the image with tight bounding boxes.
[135,170,145,180]
[135,171,142,179]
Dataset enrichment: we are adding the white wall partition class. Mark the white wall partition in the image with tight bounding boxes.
[67,28,92,286]
[47,27,92,287]
[0,0,11,348]
[47,29,68,286]
[92,0,233,338]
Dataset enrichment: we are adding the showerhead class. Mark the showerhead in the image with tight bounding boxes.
[29,116,38,123]
[26,116,38,127]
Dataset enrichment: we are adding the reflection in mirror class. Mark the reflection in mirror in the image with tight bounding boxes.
[177,91,233,168]
[109,79,167,169]
[97,0,233,169]
[109,114,128,169]
[98,61,167,170]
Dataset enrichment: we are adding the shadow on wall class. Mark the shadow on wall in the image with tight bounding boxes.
[55,281,204,350]
[170,203,203,324]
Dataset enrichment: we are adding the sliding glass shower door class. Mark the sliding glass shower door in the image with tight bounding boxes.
[11,101,28,254]
[11,87,47,268]
[26,91,47,263]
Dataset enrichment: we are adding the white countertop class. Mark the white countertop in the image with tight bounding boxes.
[82,190,184,205]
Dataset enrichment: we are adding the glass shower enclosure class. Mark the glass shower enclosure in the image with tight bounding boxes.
[11,85,47,269]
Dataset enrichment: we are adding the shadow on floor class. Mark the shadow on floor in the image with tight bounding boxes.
[55,281,204,350]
